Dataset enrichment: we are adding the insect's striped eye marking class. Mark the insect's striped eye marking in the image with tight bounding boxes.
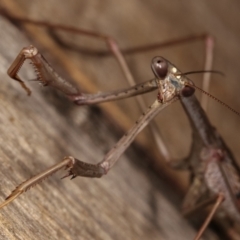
[151,56,168,79]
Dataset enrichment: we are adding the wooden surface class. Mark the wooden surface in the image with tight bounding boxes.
[0,0,239,239]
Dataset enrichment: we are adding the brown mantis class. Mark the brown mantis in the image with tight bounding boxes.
[1,43,240,240]
[1,5,240,240]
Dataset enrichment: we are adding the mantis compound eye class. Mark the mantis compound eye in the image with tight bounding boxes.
[181,85,195,97]
[236,192,240,199]
[151,56,168,79]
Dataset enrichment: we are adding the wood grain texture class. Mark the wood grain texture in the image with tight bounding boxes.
[0,0,239,239]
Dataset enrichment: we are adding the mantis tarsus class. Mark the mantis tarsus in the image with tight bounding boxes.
[1,9,240,240]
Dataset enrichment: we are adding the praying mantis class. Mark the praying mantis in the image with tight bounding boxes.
[0,0,240,239]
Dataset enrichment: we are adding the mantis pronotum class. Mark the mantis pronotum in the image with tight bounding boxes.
[0,3,240,240]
